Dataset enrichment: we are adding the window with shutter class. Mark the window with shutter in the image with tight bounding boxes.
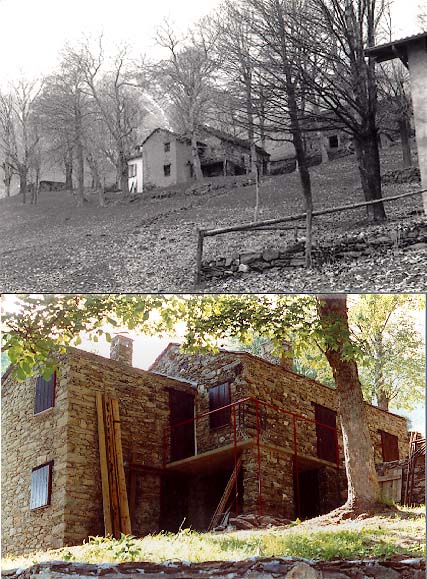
[30,462,53,510]
[314,403,337,463]
[379,430,399,462]
[34,373,56,414]
[209,383,231,429]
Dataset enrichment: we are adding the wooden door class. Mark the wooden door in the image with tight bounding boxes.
[378,467,403,503]
[297,468,320,519]
[169,390,195,462]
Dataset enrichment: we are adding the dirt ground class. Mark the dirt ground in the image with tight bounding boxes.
[0,145,425,293]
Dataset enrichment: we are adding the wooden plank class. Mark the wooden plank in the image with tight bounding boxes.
[96,392,113,537]
[111,398,132,535]
[129,451,137,534]
[208,456,242,531]
[194,228,204,285]
[104,397,121,538]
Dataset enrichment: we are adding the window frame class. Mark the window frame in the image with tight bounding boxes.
[208,382,231,430]
[34,372,56,415]
[30,461,53,511]
[163,163,171,177]
[313,402,338,463]
[164,142,171,152]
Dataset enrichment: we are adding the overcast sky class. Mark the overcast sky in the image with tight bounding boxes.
[0,0,424,85]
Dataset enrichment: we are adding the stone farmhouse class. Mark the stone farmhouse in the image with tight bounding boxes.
[127,127,270,192]
[1,336,412,556]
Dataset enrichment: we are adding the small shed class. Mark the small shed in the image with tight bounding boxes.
[365,31,427,214]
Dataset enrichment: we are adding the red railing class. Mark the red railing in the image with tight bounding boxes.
[163,397,340,519]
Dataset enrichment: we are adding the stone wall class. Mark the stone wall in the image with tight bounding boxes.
[3,557,425,578]
[200,221,427,281]
[63,348,195,546]
[151,345,409,519]
[1,359,70,556]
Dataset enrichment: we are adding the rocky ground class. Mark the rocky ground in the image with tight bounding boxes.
[0,145,425,293]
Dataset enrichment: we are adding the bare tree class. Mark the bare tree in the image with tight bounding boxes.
[155,20,220,181]
[0,79,42,203]
[298,0,387,221]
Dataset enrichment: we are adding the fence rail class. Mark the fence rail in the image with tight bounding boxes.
[194,188,426,284]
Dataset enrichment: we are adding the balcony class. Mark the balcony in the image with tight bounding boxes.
[163,397,340,474]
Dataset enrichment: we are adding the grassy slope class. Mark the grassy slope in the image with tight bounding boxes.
[0,143,424,292]
[2,507,425,570]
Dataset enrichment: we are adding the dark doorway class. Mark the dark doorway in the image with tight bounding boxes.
[297,468,320,519]
[168,389,195,462]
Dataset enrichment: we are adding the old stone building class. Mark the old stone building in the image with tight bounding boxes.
[1,337,410,556]
[127,127,270,192]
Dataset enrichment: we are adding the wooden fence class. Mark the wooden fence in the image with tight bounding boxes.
[194,188,426,284]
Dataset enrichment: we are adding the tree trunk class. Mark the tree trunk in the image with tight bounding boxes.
[87,154,105,207]
[64,155,73,190]
[191,132,203,181]
[19,166,27,204]
[354,133,386,222]
[316,295,381,513]
[377,390,390,411]
[398,116,412,169]
[119,150,129,196]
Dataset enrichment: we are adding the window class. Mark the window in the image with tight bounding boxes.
[34,372,56,414]
[328,135,339,148]
[209,383,231,429]
[163,164,171,177]
[379,430,399,462]
[314,403,337,463]
[128,164,137,178]
[164,142,170,152]
[30,462,53,510]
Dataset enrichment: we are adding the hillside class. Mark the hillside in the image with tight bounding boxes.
[0,143,425,292]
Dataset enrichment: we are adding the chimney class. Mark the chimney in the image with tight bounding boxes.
[110,334,134,366]
[259,340,293,371]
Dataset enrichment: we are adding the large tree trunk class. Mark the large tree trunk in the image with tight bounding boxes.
[64,152,73,191]
[19,166,28,204]
[118,150,129,196]
[398,116,412,169]
[316,295,381,513]
[354,132,386,222]
[191,132,203,181]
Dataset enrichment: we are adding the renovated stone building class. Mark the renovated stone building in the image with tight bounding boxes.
[2,337,409,556]
[127,127,270,191]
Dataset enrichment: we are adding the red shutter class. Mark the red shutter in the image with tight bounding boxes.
[314,404,337,463]
[379,431,399,462]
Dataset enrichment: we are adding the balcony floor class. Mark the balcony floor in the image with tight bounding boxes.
[166,438,339,475]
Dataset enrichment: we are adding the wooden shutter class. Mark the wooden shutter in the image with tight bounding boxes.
[34,373,56,414]
[30,462,53,509]
[314,404,337,463]
[379,430,400,462]
[209,383,231,429]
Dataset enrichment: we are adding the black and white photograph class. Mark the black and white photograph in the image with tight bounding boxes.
[1,0,426,578]
[0,0,426,292]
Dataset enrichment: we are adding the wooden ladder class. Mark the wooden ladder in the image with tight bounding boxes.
[208,456,242,531]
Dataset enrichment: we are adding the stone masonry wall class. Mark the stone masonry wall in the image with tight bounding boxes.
[1,359,71,556]
[63,348,195,547]
[151,346,409,518]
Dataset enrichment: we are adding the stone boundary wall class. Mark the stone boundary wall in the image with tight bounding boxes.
[2,556,425,578]
[376,456,425,505]
[201,221,427,280]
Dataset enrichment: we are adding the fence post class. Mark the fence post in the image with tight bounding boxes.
[194,228,204,286]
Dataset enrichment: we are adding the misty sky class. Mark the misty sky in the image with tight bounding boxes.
[0,0,424,85]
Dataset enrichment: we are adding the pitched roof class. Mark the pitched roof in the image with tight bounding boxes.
[199,125,270,157]
[364,31,427,64]
[140,127,191,148]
